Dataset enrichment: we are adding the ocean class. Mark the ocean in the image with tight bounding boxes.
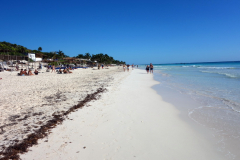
[139,61,240,159]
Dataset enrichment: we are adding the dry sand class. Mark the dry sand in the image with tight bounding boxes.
[16,69,225,160]
[0,66,127,159]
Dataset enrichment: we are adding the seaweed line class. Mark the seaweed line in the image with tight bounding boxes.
[0,88,106,160]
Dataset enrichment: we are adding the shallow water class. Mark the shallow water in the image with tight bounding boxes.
[139,61,240,159]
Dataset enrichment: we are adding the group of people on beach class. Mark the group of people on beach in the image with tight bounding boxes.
[18,69,38,76]
[98,64,105,69]
[47,65,74,74]
[122,63,153,74]
[58,68,72,74]
[18,65,74,76]
[146,63,153,74]
[97,64,112,69]
[123,64,135,72]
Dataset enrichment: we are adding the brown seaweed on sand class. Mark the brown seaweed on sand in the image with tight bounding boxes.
[0,88,106,160]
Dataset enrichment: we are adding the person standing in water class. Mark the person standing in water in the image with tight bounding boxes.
[150,63,153,74]
[146,65,149,74]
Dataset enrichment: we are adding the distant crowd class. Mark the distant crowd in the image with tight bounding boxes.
[121,63,154,74]
[47,65,74,74]
[97,64,112,69]
[122,64,137,72]
[17,64,76,76]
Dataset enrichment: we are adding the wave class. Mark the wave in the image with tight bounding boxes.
[200,70,238,78]
[181,65,201,68]
[197,67,236,69]
[154,66,169,70]
[180,65,237,69]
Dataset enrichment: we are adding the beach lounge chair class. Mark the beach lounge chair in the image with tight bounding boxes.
[2,62,14,71]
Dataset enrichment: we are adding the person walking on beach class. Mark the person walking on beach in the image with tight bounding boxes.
[127,64,130,72]
[123,64,126,72]
[102,64,104,69]
[51,65,56,73]
[132,64,134,70]
[150,63,153,74]
[146,65,150,74]
[16,64,19,71]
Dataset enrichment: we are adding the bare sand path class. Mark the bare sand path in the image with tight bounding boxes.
[20,69,224,160]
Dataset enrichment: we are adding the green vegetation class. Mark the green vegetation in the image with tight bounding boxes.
[0,41,125,64]
[75,53,125,64]
[91,53,125,65]
[0,41,28,56]
[38,47,42,52]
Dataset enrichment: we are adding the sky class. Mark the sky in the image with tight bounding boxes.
[1,0,240,64]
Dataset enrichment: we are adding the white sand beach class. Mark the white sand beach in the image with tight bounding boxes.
[0,66,127,159]
[15,69,225,160]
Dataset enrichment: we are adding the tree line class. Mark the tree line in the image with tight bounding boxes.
[75,53,125,64]
[0,41,125,64]
[0,41,30,56]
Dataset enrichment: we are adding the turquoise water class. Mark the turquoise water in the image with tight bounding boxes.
[140,61,240,112]
[139,61,240,158]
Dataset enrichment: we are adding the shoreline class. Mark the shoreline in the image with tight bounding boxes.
[152,69,240,159]
[20,69,224,160]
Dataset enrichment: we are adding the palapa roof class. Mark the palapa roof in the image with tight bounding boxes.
[35,53,45,58]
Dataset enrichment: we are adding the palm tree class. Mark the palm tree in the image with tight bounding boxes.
[1,44,7,54]
[38,47,42,52]
[76,54,84,59]
[94,53,104,63]
[32,50,38,53]
[57,50,66,59]
[13,44,17,48]
[84,53,91,60]
[52,52,57,60]
[0,44,4,54]
[20,46,27,53]
[108,56,114,64]
[11,47,17,55]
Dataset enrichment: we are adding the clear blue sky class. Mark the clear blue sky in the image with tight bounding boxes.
[1,0,239,64]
